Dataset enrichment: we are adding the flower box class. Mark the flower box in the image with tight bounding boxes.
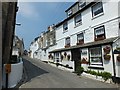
[81,58,89,64]
[95,36,105,41]
[65,45,70,48]
[104,54,111,61]
[103,46,111,54]
[117,54,120,62]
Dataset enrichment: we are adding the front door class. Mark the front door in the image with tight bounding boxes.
[71,48,81,71]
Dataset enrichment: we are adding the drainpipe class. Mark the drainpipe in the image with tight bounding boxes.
[111,43,116,81]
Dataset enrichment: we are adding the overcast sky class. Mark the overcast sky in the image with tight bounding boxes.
[15,2,74,50]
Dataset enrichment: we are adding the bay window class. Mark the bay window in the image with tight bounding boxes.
[89,47,102,65]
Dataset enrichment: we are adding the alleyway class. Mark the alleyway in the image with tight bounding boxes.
[20,56,118,88]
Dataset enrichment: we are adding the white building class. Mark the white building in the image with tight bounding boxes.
[49,0,120,79]
[29,37,40,58]
[29,0,120,82]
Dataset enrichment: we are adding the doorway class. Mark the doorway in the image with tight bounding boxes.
[71,48,81,71]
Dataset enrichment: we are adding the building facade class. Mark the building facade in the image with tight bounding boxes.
[49,0,120,77]
[29,0,120,81]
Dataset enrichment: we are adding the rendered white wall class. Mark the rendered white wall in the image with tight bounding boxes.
[113,38,120,77]
[29,41,39,58]
[55,1,119,50]
[81,48,89,71]
[8,58,23,88]
[102,45,114,76]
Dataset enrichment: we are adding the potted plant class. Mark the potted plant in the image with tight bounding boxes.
[64,52,67,58]
[61,54,63,61]
[76,66,84,75]
[81,58,89,64]
[103,46,111,54]
[67,54,70,60]
[117,54,120,62]
[104,54,111,61]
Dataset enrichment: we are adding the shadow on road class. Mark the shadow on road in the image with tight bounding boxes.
[23,59,49,82]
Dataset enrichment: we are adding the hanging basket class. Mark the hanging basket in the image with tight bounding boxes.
[81,58,89,64]
[67,54,71,61]
[103,46,111,54]
[117,54,120,62]
[104,54,111,61]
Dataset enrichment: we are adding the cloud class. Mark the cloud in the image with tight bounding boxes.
[18,2,40,19]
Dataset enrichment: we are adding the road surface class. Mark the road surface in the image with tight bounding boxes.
[20,56,118,88]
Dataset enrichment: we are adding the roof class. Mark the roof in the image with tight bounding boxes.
[65,2,78,12]
[49,37,118,53]
[55,2,95,28]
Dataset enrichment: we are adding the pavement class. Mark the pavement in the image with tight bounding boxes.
[19,56,120,88]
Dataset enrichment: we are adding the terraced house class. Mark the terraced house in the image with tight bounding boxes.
[29,0,120,82]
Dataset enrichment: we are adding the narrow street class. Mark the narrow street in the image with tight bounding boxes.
[20,56,118,88]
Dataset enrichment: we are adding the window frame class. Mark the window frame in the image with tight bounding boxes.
[63,22,68,32]
[94,25,106,41]
[77,32,84,44]
[89,46,103,66]
[91,2,104,18]
[79,1,86,9]
[74,13,82,26]
[67,9,73,17]
[65,37,70,46]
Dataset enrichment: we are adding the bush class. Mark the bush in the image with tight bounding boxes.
[65,64,69,68]
[76,66,84,75]
[101,72,112,81]
[90,71,97,75]
[56,63,59,67]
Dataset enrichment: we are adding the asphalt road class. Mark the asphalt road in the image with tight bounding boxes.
[20,56,119,88]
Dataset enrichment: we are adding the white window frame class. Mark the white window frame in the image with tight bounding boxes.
[94,25,105,39]
[77,33,84,43]
[79,1,86,9]
[89,47,103,65]
[74,13,82,26]
[63,22,68,32]
[65,37,70,46]
[67,9,72,17]
[92,2,103,17]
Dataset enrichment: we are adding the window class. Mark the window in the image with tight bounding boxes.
[63,22,68,32]
[94,25,105,41]
[79,1,86,9]
[65,37,70,47]
[74,13,82,26]
[92,2,103,17]
[89,47,102,65]
[67,9,72,17]
[77,33,84,45]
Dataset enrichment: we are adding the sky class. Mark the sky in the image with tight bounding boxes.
[15,2,74,50]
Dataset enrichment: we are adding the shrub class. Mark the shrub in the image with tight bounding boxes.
[101,72,112,81]
[97,71,103,76]
[76,66,84,75]
[65,64,69,68]
[56,63,59,67]
[90,71,97,75]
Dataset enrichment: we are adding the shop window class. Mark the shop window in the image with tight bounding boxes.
[89,47,102,65]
